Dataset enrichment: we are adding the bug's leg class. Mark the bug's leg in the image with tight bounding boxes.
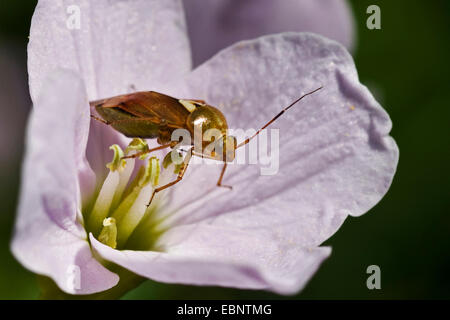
[146,148,193,207]
[191,149,215,160]
[90,114,110,125]
[190,151,233,190]
[122,142,176,159]
[216,162,232,189]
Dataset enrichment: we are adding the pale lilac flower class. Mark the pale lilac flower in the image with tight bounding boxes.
[184,0,355,66]
[12,0,398,297]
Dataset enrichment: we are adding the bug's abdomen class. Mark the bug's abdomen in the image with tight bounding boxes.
[95,105,160,139]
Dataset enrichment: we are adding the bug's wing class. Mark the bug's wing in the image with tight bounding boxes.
[92,91,190,128]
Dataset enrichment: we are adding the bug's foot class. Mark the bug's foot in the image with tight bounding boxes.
[217,184,233,190]
[146,192,156,208]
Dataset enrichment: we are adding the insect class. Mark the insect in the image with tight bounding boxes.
[90,87,322,207]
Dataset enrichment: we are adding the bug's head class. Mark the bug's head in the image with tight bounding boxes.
[186,105,236,162]
[186,104,236,161]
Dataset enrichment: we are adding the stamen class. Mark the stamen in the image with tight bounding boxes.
[125,138,150,160]
[106,144,126,172]
[87,144,134,235]
[98,217,117,249]
[86,141,167,250]
[139,156,160,187]
[112,157,161,248]
[110,155,135,212]
[86,169,120,235]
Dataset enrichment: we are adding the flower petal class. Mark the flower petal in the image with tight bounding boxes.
[11,69,118,294]
[90,226,331,295]
[28,0,191,101]
[184,0,355,66]
[165,33,399,247]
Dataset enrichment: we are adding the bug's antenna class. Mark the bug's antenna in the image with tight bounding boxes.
[236,86,323,149]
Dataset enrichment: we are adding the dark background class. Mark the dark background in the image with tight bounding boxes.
[0,0,449,299]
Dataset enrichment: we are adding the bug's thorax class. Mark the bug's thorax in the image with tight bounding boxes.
[184,104,228,137]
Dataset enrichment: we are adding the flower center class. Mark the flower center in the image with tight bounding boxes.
[82,139,171,250]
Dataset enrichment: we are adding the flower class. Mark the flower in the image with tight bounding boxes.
[12,0,398,297]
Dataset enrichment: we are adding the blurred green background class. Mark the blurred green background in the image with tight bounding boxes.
[0,0,449,299]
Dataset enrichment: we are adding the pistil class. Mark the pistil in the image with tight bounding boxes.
[98,217,118,249]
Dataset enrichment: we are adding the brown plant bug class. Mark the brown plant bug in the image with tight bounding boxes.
[89,86,322,207]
